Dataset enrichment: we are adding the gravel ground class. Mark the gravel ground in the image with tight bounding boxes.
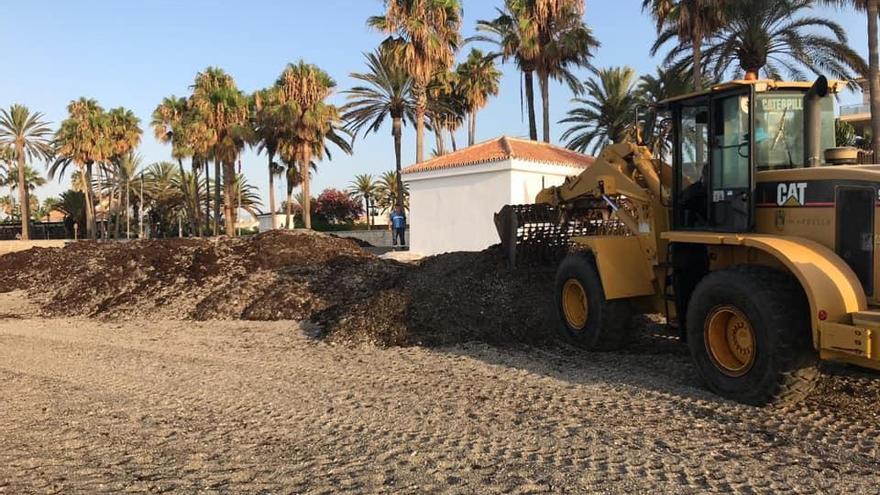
[0,293,878,494]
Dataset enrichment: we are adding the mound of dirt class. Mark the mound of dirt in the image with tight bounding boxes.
[329,234,374,248]
[317,247,558,346]
[0,232,558,347]
[0,228,564,348]
[0,231,408,322]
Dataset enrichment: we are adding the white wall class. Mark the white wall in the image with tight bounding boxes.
[407,161,513,255]
[509,159,585,204]
[405,159,585,256]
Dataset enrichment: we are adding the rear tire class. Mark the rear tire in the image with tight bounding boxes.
[686,266,819,406]
[555,253,634,350]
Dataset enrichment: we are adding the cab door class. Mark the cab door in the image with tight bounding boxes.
[673,98,711,229]
[708,91,753,231]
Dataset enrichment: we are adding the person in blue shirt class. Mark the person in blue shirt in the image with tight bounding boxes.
[389,206,407,249]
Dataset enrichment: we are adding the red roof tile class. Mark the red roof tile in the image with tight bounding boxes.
[401,136,594,174]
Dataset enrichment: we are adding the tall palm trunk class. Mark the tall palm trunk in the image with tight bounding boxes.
[435,126,446,155]
[268,150,277,230]
[204,161,211,233]
[392,115,404,210]
[468,109,477,147]
[7,184,14,221]
[539,70,551,143]
[97,165,104,239]
[191,159,202,237]
[869,0,880,161]
[126,180,130,239]
[363,197,370,227]
[14,142,29,240]
[84,162,97,240]
[213,160,221,235]
[176,158,193,237]
[524,70,538,141]
[300,146,312,230]
[692,29,703,91]
[449,126,458,151]
[113,180,122,239]
[285,175,294,229]
[414,84,427,163]
[222,159,236,236]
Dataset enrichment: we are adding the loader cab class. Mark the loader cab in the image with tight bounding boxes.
[661,79,838,233]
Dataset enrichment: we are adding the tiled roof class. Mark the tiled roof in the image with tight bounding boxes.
[401,136,594,174]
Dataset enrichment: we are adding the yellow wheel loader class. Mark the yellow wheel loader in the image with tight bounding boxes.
[496,77,877,406]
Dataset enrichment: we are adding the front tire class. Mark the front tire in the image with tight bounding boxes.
[686,266,819,406]
[555,253,633,350]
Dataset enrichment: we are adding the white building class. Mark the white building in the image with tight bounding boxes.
[257,213,294,232]
[402,136,594,256]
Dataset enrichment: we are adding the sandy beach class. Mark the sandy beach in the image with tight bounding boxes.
[1,290,877,494]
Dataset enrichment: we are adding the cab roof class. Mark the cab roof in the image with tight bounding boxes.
[656,79,850,106]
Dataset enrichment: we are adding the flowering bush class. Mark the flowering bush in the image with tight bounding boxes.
[314,189,363,224]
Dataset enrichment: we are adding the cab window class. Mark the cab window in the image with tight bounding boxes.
[755,92,834,170]
[676,103,709,228]
[711,95,750,189]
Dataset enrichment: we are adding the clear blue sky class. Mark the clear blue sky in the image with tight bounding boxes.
[0,1,867,208]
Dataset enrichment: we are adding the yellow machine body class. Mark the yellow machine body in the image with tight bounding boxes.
[496,78,880,372]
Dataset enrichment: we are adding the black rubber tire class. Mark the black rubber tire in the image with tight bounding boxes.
[686,265,819,406]
[555,253,634,350]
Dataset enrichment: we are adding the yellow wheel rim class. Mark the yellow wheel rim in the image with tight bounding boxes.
[704,305,756,377]
[562,279,589,330]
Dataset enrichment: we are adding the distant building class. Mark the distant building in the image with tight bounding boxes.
[257,213,293,232]
[234,214,259,233]
[40,210,65,223]
[840,78,870,137]
[402,136,594,256]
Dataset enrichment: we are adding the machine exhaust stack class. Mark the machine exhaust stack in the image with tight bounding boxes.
[804,76,829,167]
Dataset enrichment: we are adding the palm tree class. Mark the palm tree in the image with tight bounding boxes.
[348,174,378,227]
[560,67,639,154]
[426,69,461,155]
[822,0,880,159]
[533,0,599,143]
[33,197,52,222]
[228,174,263,220]
[375,170,409,212]
[475,0,541,140]
[112,152,142,238]
[252,88,285,230]
[687,0,868,82]
[369,0,462,164]
[643,0,728,91]
[637,67,692,155]
[456,49,502,146]
[0,197,13,221]
[0,104,54,240]
[55,189,87,237]
[0,146,13,211]
[104,107,142,238]
[342,48,414,209]
[34,197,59,223]
[53,98,111,240]
[281,154,305,229]
[438,83,467,152]
[190,67,250,236]
[3,164,47,193]
[140,161,184,237]
[0,164,46,222]
[274,61,348,230]
[152,95,200,236]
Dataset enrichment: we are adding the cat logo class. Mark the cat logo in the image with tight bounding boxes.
[776,182,807,207]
